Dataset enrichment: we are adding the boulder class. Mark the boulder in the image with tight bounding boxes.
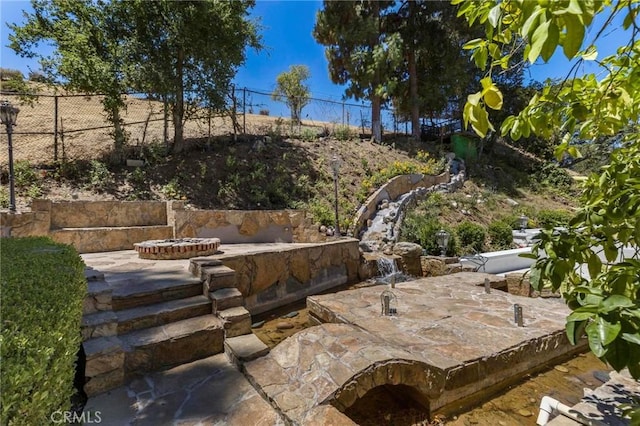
[392,242,423,258]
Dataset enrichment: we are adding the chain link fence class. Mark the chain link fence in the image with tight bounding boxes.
[0,87,404,166]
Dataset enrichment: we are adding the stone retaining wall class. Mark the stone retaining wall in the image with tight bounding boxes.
[214,239,360,315]
[173,206,325,244]
[1,200,326,251]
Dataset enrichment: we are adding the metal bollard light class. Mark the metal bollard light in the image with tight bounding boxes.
[514,304,524,327]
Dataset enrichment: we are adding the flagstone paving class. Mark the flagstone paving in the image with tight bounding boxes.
[244,272,589,424]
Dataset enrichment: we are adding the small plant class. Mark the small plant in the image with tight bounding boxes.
[161,178,185,200]
[0,186,8,208]
[536,209,572,228]
[307,198,334,227]
[361,158,372,176]
[488,220,513,250]
[259,109,269,116]
[400,214,458,256]
[333,124,353,141]
[14,160,39,189]
[225,154,237,169]
[456,221,486,253]
[300,127,317,142]
[415,150,432,163]
[88,160,114,191]
[25,184,43,199]
[531,163,574,192]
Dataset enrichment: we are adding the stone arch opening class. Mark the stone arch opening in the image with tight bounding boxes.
[339,384,431,425]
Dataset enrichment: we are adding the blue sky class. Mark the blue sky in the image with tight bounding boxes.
[0,0,632,113]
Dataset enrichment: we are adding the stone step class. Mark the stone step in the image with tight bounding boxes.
[50,225,174,253]
[218,306,252,338]
[83,279,113,314]
[210,287,243,313]
[83,336,125,397]
[224,334,270,368]
[82,310,118,341]
[110,276,203,311]
[189,257,224,278]
[120,315,224,377]
[202,265,237,291]
[116,295,212,334]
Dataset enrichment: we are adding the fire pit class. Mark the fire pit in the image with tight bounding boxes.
[134,238,220,260]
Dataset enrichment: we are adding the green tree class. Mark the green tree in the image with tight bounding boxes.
[392,0,482,139]
[9,0,261,155]
[9,0,130,158]
[122,0,261,153]
[272,65,311,125]
[314,0,400,142]
[456,0,640,380]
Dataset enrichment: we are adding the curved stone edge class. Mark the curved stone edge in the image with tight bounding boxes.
[324,357,446,413]
[133,238,220,260]
[351,171,450,240]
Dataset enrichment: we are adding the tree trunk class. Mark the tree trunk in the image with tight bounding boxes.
[372,95,382,142]
[173,48,185,153]
[408,49,420,140]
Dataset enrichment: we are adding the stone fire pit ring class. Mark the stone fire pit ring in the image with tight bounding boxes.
[134,238,221,260]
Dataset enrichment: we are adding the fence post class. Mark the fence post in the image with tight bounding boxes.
[342,102,345,126]
[231,85,237,142]
[243,87,246,134]
[163,96,168,150]
[53,95,59,162]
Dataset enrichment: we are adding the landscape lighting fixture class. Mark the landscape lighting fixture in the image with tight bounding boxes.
[436,229,450,257]
[0,100,20,213]
[329,155,342,237]
[519,215,528,232]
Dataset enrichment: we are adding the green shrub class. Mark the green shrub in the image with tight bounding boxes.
[333,125,353,141]
[536,209,572,228]
[307,198,334,227]
[357,159,443,202]
[488,220,514,250]
[456,221,486,253]
[0,68,24,80]
[88,160,114,191]
[400,214,458,256]
[14,160,39,189]
[300,127,317,142]
[531,163,574,191]
[1,237,86,425]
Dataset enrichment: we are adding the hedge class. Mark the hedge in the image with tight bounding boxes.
[1,237,86,425]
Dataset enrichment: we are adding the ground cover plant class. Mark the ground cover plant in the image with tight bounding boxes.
[1,237,86,425]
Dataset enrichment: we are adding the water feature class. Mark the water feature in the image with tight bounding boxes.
[375,256,411,286]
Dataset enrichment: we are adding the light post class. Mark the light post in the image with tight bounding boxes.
[436,229,450,257]
[0,101,20,213]
[519,215,528,232]
[329,154,342,237]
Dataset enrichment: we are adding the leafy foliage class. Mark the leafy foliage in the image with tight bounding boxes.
[456,0,640,378]
[357,158,443,203]
[457,221,486,253]
[9,0,261,155]
[488,220,513,250]
[1,237,86,425]
[536,209,572,229]
[400,214,458,256]
[272,65,311,124]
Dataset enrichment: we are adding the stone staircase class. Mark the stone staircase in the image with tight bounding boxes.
[81,256,268,396]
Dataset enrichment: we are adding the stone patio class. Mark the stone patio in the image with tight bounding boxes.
[244,272,590,423]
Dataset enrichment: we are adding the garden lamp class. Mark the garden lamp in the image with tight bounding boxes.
[0,100,20,213]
